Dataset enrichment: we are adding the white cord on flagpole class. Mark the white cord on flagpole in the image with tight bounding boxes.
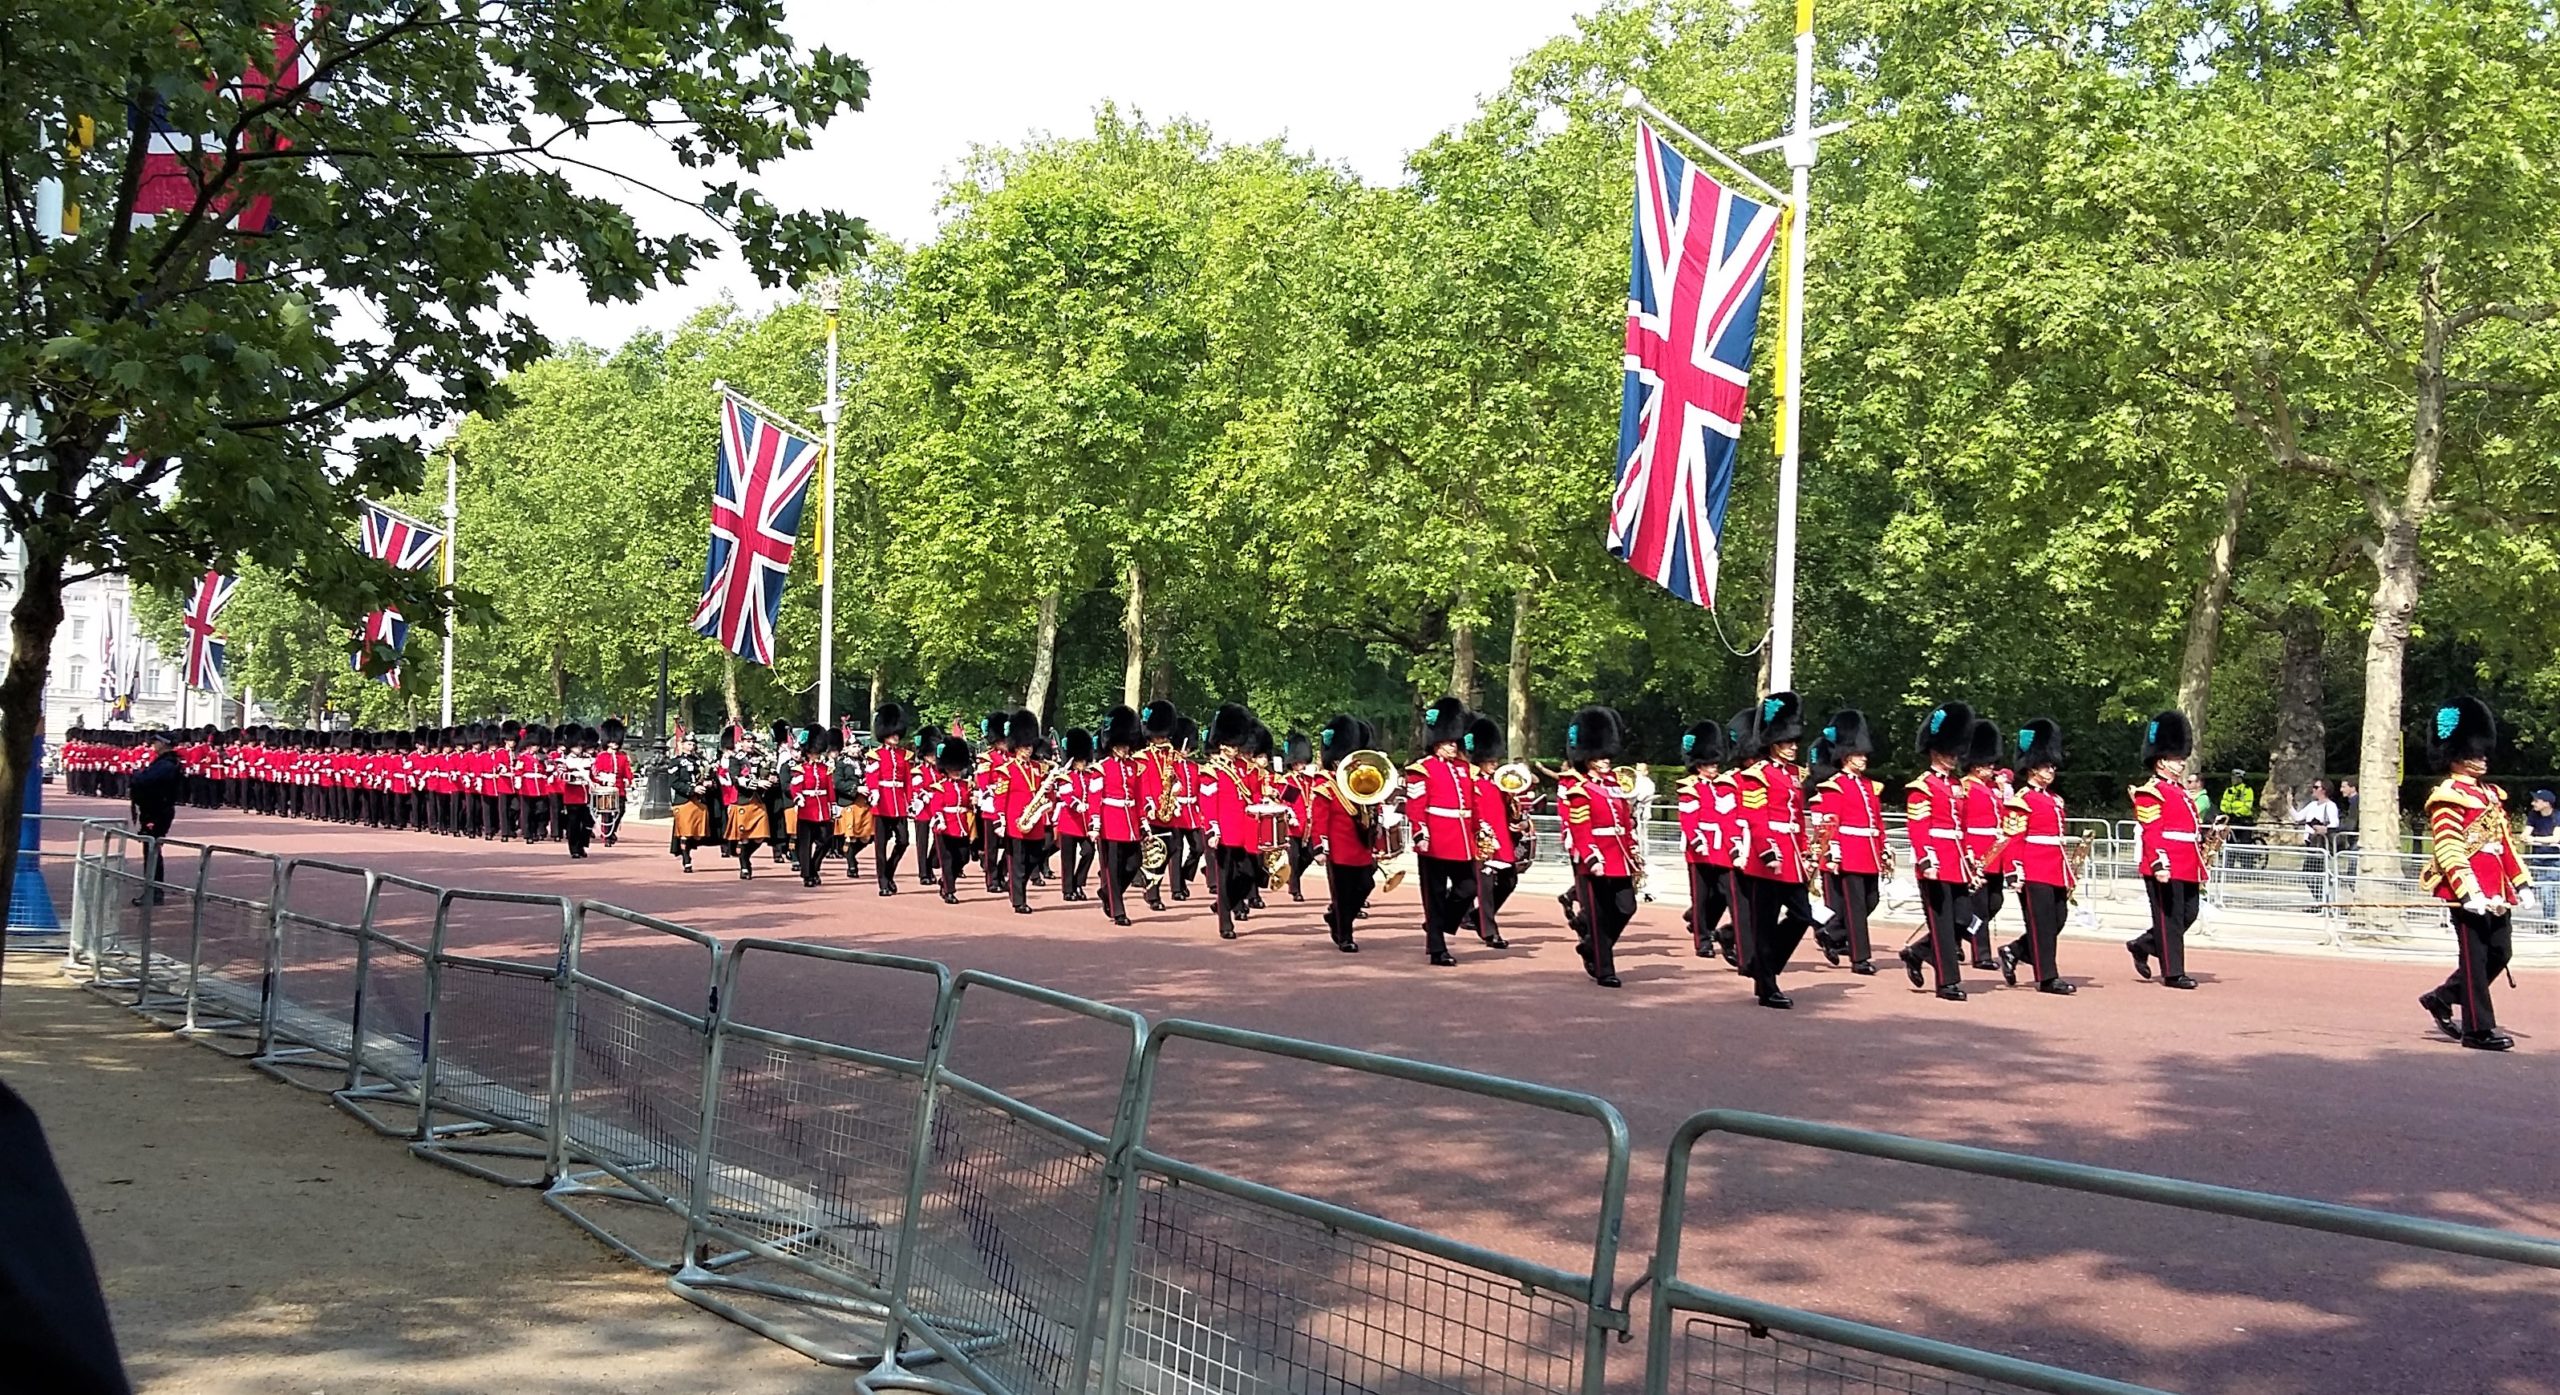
[817,283,841,727]
[1619,86,1791,205]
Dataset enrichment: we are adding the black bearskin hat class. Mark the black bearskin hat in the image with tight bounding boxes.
[1141,699,1179,739]
[916,722,945,758]
[1565,705,1623,770]
[600,717,626,745]
[1284,729,1313,767]
[501,718,522,741]
[1208,702,1255,751]
[770,720,792,749]
[873,701,910,739]
[2424,695,2497,772]
[1063,727,1096,763]
[1172,715,1200,753]
[1423,694,1469,748]
[980,711,1006,744]
[1918,701,1974,758]
[1754,690,1804,747]
[2139,710,2193,768]
[1728,708,1762,765]
[1005,709,1040,751]
[1245,723,1274,760]
[1318,715,1363,768]
[2013,718,2063,775]
[525,724,552,748]
[1463,715,1505,763]
[1681,719,1727,770]
[719,725,738,752]
[1962,717,2003,771]
[936,734,974,777]
[1820,709,1874,759]
[1102,705,1143,753]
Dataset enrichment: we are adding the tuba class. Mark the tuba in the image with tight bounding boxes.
[1333,750,1397,807]
[1493,762,1537,797]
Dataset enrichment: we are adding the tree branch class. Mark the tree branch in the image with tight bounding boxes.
[2445,301,2559,335]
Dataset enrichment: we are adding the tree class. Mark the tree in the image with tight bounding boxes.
[1,2,867,973]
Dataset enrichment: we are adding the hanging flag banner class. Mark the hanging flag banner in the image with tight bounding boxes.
[182,570,239,691]
[353,502,444,688]
[690,389,822,667]
[1608,121,1783,610]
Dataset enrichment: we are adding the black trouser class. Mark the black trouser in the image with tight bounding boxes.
[1911,879,1970,989]
[1287,838,1316,898]
[913,818,937,885]
[1969,880,2004,962]
[2435,908,2513,1034]
[562,804,594,859]
[1098,839,1138,919]
[1572,870,1634,978]
[1415,854,1476,958]
[1733,871,1814,993]
[527,793,555,843]
[766,798,789,863]
[983,817,1007,892]
[1685,862,1731,955]
[1061,835,1093,899]
[937,833,971,897]
[1009,836,1039,910]
[1168,828,1201,899]
[138,820,173,898]
[482,793,503,839]
[2132,878,2198,979]
[1475,864,1516,942]
[1213,846,1256,935]
[2006,881,2066,983]
[1823,870,1878,964]
[872,816,910,892]
[1327,863,1377,943]
[796,818,830,884]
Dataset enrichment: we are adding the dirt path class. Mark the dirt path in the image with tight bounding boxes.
[0,962,843,1395]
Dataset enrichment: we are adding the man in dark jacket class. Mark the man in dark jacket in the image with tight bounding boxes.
[0,1081,132,1394]
[127,735,184,904]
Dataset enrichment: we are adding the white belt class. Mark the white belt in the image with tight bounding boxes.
[1101,797,1133,808]
[2164,831,2199,843]
[1964,827,1998,837]
[1588,825,1625,836]
[1836,825,1877,837]
[1425,806,1469,818]
[1928,829,1960,839]
[2025,835,2064,846]
[875,778,906,787]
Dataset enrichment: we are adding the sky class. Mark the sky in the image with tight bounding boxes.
[518,0,1595,351]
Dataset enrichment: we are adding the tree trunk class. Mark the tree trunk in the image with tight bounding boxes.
[0,545,68,1004]
[722,653,743,727]
[2177,464,2252,761]
[307,676,326,727]
[2264,606,2325,831]
[867,667,883,727]
[2356,257,2450,858]
[1451,590,1479,709]
[1145,629,1172,703]
[1024,589,1061,719]
[1506,588,1534,757]
[1121,560,1145,706]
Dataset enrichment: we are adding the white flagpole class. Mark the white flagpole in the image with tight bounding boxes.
[817,283,842,727]
[439,446,458,726]
[1767,0,1818,690]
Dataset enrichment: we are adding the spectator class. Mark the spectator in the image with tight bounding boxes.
[2526,789,2559,930]
[2338,778,2360,835]
[2219,770,2261,867]
[0,1082,132,1395]
[2289,778,2341,854]
[126,733,184,905]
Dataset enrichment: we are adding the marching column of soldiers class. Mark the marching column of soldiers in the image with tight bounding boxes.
[58,689,2533,1048]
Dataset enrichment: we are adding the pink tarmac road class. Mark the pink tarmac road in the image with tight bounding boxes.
[52,796,2560,1393]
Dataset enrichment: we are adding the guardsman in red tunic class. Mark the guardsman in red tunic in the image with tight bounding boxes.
[1312,715,1379,952]
[1676,720,1731,960]
[1402,695,1480,967]
[1986,719,2075,993]
[1556,705,1636,988]
[594,718,635,847]
[1463,716,1518,949]
[1281,730,1320,903]
[1197,704,1260,939]
[1956,718,2007,969]
[860,702,917,894]
[1730,691,1821,1009]
[2125,711,2205,989]
[1134,701,1183,912]
[789,728,836,885]
[1900,701,1975,1000]
[914,735,977,903]
[1093,707,1150,926]
[997,710,1046,914]
[1807,709,1885,976]
[1168,716,1206,901]
[2416,696,2532,1051]
[1051,727,1096,903]
[971,711,1009,893]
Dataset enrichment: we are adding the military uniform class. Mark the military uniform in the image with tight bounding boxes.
[1730,691,1819,1009]
[2125,711,2205,989]
[2417,697,2532,1050]
[1901,701,1976,1000]
[1986,719,2073,992]
[1807,709,1884,975]
[1555,705,1636,988]
[1403,696,1480,966]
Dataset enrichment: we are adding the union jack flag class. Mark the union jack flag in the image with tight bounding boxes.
[182,570,239,690]
[129,17,314,276]
[1609,123,1783,609]
[353,502,443,688]
[691,391,822,667]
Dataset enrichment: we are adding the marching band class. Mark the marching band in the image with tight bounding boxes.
[57,688,2535,1045]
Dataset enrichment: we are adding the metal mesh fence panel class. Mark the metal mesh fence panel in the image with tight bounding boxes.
[185,890,273,1032]
[1676,1318,2033,1395]
[698,1028,922,1289]
[8,844,78,951]
[426,955,560,1136]
[268,908,366,1062]
[1115,1175,1589,1395]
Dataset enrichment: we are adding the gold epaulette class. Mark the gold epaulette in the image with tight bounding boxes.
[2426,778,2486,811]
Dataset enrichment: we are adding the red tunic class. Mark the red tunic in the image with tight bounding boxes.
[1310,783,1375,868]
[1401,756,1478,863]
[1988,787,2071,887]
[1096,754,1146,843]
[1958,775,2004,872]
[1904,770,1968,883]
[1809,771,1885,876]
[1199,756,1266,852]
[2129,776,2205,883]
[791,760,833,823]
[2422,776,2532,903]
[1676,772,1723,865]
[1004,756,1051,839]
[1054,767,1094,840]
[915,775,973,839]
[1732,758,1807,883]
[1470,768,1519,866]
[865,743,920,820]
[1557,772,1636,877]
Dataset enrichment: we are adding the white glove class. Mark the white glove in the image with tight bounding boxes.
[1920,851,1940,879]
[1379,808,1405,829]
[2515,889,2541,915]
[974,793,995,814]
[2461,892,2494,915]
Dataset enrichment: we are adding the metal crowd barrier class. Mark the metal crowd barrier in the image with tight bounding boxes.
[52,832,2560,1395]
[1099,1020,1631,1395]
[8,812,101,953]
[1642,1110,2560,1395]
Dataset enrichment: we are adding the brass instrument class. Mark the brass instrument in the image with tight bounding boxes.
[1139,833,1170,885]
[1147,746,1180,825]
[1016,763,1074,829]
[1493,762,1537,797]
[1803,811,1835,894]
[2200,815,2233,869]
[1610,766,1639,798]
[2065,830,2098,903]
[1333,750,1397,807]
